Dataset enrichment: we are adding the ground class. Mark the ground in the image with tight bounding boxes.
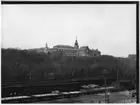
[37,90,136,103]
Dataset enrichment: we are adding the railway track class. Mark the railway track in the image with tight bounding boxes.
[2,77,115,87]
[2,77,116,97]
[2,86,118,103]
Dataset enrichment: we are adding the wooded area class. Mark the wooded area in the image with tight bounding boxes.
[2,48,136,86]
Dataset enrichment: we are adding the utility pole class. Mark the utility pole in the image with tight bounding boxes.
[102,69,109,103]
[84,58,86,77]
[116,69,119,90]
[72,50,74,60]
[104,77,107,103]
[116,69,118,89]
[132,71,136,89]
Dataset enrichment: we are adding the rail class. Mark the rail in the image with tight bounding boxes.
[2,77,116,88]
[2,86,116,103]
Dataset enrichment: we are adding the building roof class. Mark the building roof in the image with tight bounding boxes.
[28,47,45,53]
[53,45,74,49]
[79,46,89,50]
[128,54,136,60]
[28,47,45,51]
[128,54,136,56]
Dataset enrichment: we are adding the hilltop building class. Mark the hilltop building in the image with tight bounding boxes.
[128,54,136,60]
[45,37,101,57]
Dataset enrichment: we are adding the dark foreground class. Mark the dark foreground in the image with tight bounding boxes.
[37,90,136,103]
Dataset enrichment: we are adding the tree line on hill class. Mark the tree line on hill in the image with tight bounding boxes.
[2,48,136,86]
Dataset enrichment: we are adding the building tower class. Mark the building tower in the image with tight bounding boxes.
[74,36,79,49]
[46,42,48,49]
[45,42,48,53]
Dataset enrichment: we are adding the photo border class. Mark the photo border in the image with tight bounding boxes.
[1,0,139,103]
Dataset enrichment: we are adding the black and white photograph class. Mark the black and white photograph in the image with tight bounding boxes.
[1,1,138,103]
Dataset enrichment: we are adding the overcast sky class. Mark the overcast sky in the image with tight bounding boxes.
[2,4,136,57]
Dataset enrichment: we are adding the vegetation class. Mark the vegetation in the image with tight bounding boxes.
[2,48,136,87]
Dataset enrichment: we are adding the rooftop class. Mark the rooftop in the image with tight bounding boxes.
[53,45,74,49]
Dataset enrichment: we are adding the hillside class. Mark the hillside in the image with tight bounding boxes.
[2,48,136,86]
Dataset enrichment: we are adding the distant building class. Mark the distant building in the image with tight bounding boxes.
[28,47,46,53]
[28,37,101,57]
[45,37,101,57]
[128,54,136,60]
